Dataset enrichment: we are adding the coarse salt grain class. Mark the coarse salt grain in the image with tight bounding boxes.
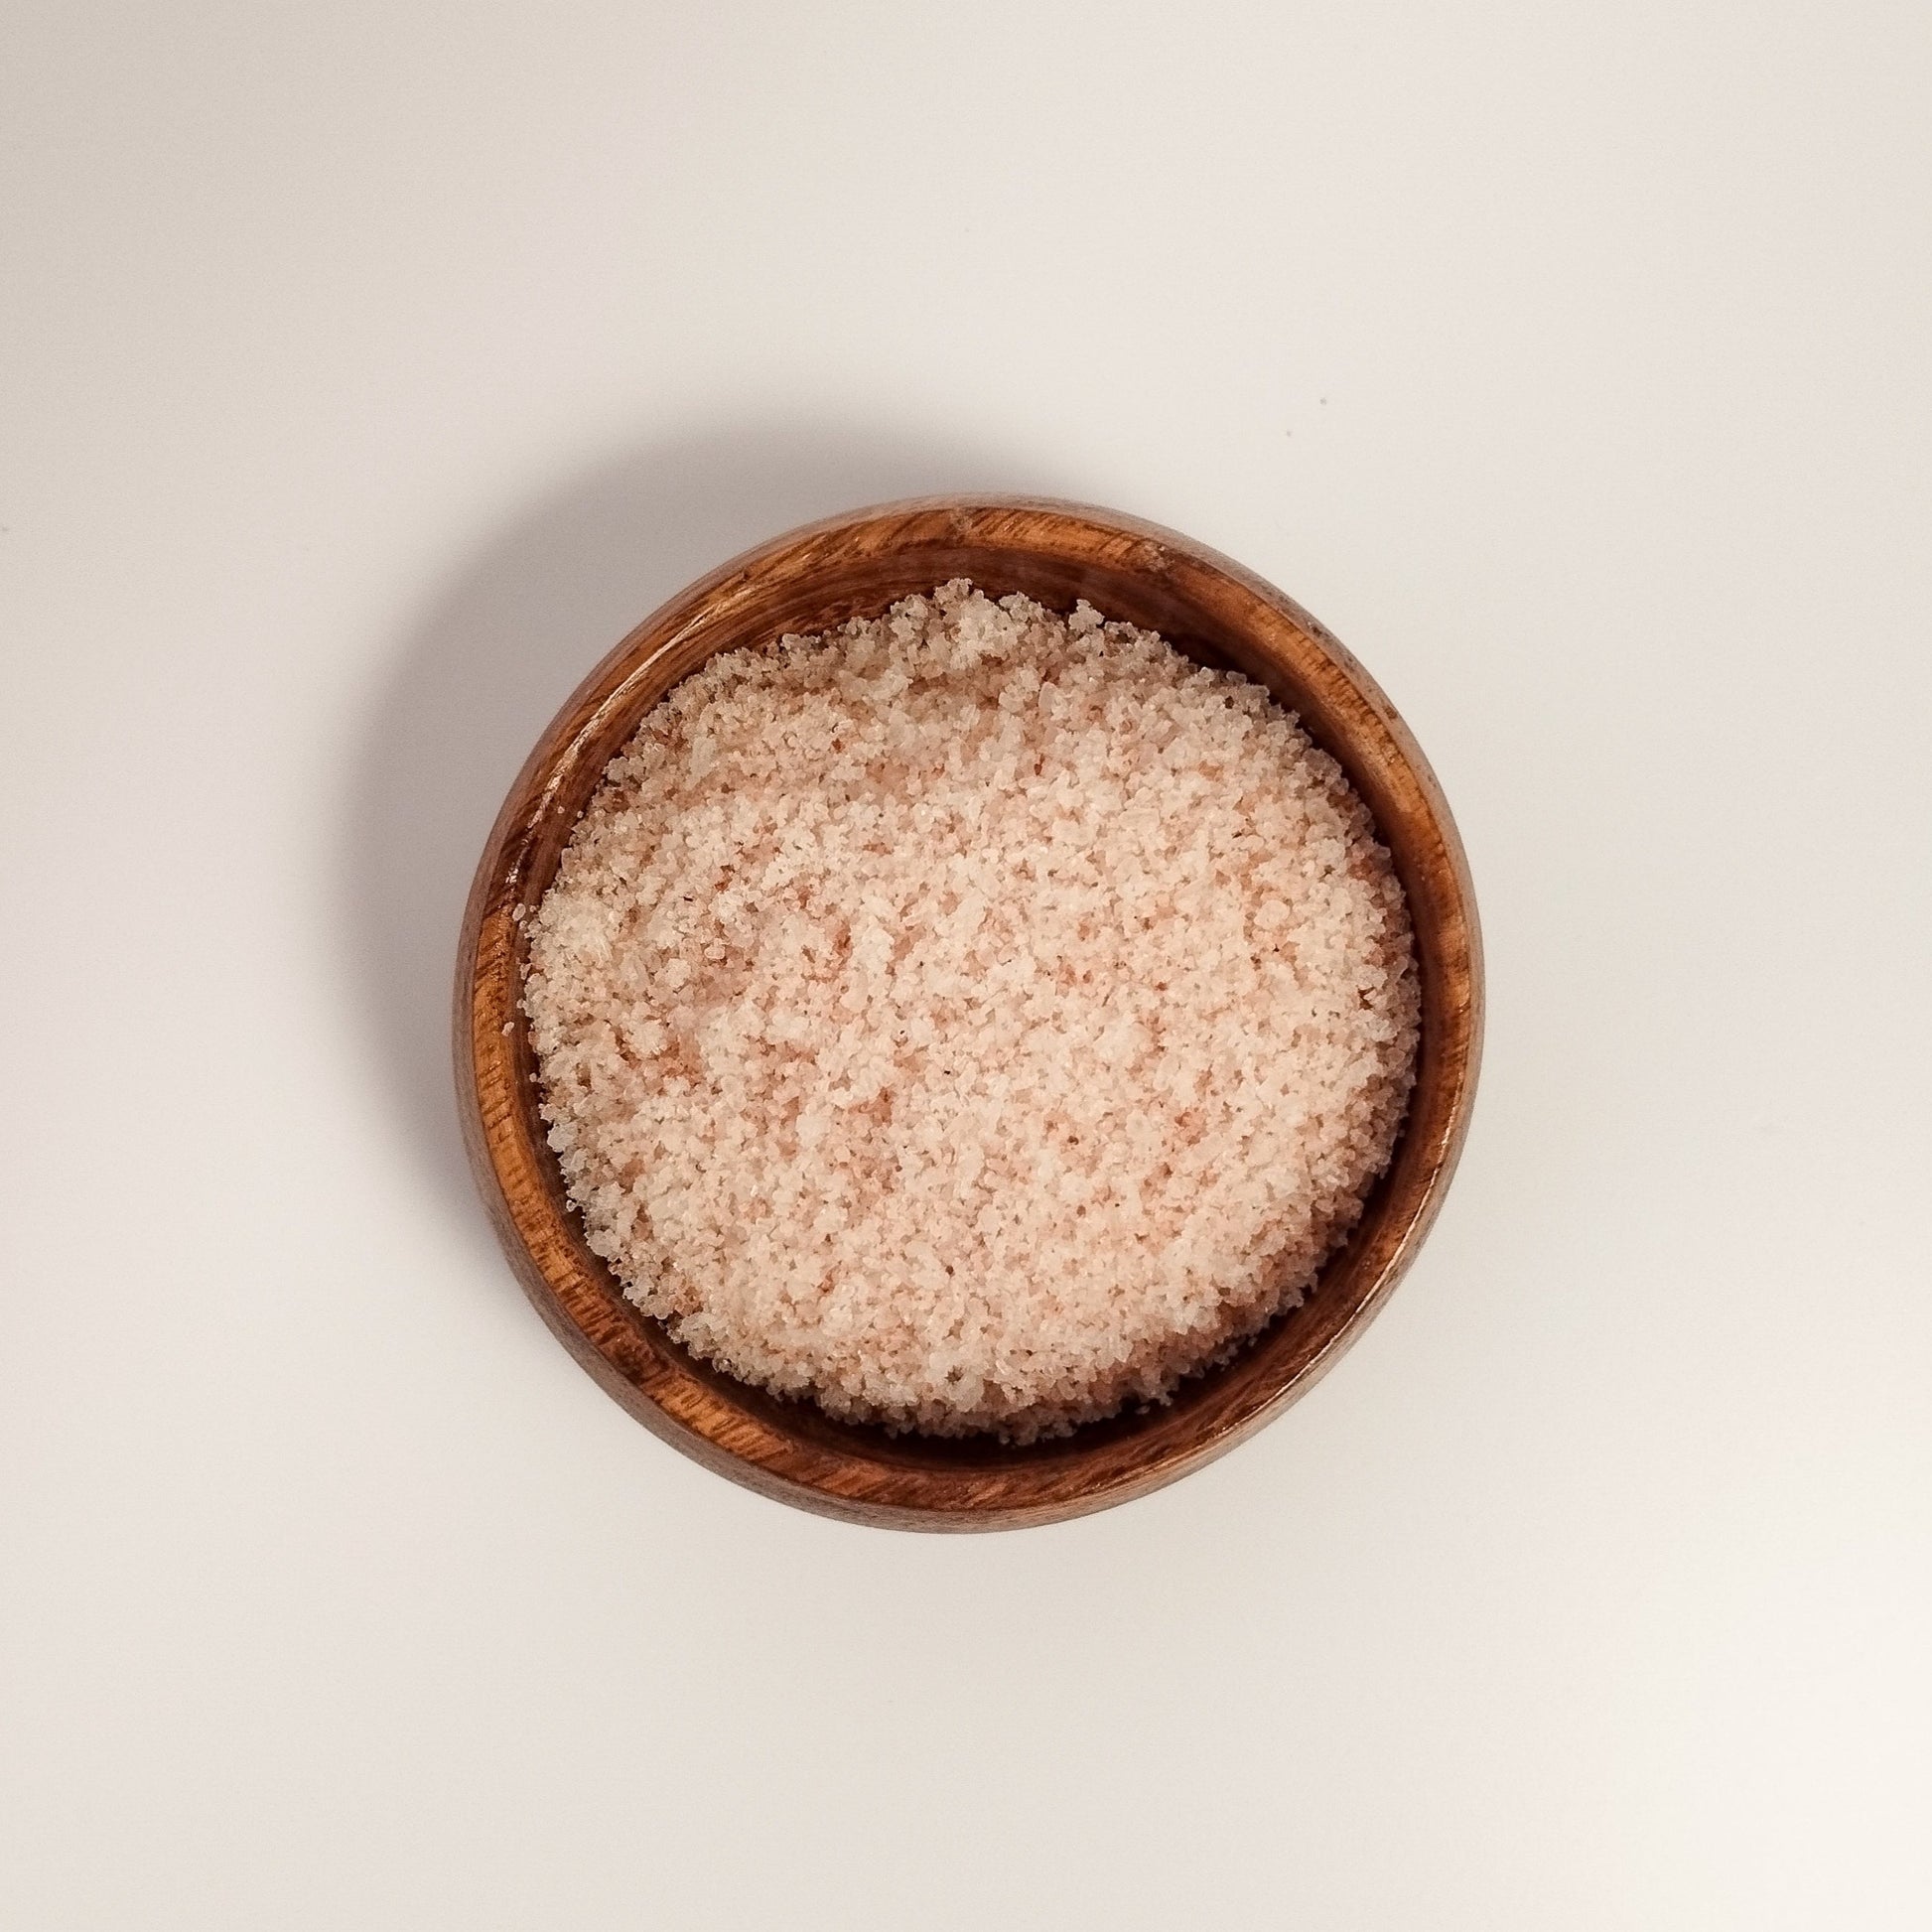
[523,581,1419,1442]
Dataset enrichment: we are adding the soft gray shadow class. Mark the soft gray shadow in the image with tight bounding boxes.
[344,420,1080,1233]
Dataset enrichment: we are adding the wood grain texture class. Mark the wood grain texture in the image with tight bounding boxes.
[455,498,1483,1530]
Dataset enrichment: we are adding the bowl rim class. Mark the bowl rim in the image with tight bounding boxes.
[455,494,1483,1530]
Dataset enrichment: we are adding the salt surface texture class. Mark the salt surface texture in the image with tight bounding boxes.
[523,582,1420,1441]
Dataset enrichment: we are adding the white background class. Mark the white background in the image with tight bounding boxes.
[4,4,1929,1926]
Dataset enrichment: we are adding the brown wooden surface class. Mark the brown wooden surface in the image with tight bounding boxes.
[454,498,1483,1530]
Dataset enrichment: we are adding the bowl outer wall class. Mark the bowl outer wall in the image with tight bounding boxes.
[454,496,1483,1530]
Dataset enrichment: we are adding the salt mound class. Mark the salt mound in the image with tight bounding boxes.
[524,581,1418,1441]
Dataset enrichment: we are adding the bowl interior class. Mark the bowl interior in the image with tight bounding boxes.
[458,499,1480,1528]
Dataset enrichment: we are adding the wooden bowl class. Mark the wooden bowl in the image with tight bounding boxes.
[456,498,1482,1530]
